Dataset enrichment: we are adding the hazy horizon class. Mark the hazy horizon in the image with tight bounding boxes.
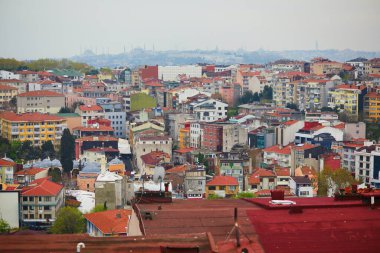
[1,0,380,60]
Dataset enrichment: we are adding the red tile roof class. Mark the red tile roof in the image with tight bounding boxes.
[174,147,194,154]
[263,145,292,155]
[16,70,37,75]
[75,136,118,142]
[291,143,316,151]
[248,168,276,185]
[141,151,170,166]
[15,167,45,175]
[73,125,114,132]
[299,165,317,176]
[0,79,24,83]
[84,209,132,235]
[283,120,298,126]
[0,112,64,122]
[165,165,188,174]
[275,167,290,177]
[0,84,18,91]
[0,158,16,166]
[78,105,103,111]
[206,176,238,186]
[333,122,345,129]
[365,92,380,98]
[22,177,63,196]
[18,90,64,97]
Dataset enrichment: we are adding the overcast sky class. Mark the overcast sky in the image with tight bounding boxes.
[1,0,379,60]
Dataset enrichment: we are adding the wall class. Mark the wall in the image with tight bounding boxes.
[0,191,19,228]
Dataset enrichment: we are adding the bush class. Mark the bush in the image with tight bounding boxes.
[0,218,11,234]
[207,194,222,200]
[233,192,256,199]
[50,207,85,234]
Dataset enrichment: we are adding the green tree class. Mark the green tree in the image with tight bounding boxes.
[85,69,99,75]
[259,85,273,100]
[317,167,359,196]
[60,129,75,173]
[58,107,73,113]
[227,107,239,118]
[20,140,41,161]
[42,140,55,159]
[0,218,11,234]
[48,167,62,183]
[50,207,85,234]
[90,204,107,213]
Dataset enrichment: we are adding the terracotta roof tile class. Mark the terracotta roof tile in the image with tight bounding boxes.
[206,176,238,186]
[0,112,65,122]
[15,167,45,175]
[263,145,292,155]
[18,90,64,97]
[22,177,63,196]
[78,105,103,111]
[0,158,16,166]
[84,209,132,235]
[0,84,18,91]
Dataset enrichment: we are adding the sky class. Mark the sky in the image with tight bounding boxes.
[0,0,379,60]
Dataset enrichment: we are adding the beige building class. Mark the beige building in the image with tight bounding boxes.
[311,60,343,75]
[0,84,18,108]
[17,90,65,114]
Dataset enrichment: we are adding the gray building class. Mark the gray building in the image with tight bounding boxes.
[184,168,206,198]
[164,112,193,145]
[96,98,126,138]
[95,171,126,210]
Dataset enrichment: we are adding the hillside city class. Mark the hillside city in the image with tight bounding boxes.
[0,57,380,252]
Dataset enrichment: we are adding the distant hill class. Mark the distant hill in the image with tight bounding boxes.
[71,48,380,68]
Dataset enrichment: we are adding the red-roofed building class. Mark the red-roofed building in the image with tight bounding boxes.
[206,175,239,197]
[0,84,18,107]
[0,157,16,184]
[140,151,171,175]
[84,209,134,237]
[75,135,118,160]
[75,105,105,126]
[73,125,114,137]
[275,120,304,146]
[247,168,276,191]
[0,112,66,147]
[17,90,65,114]
[16,70,38,82]
[14,167,48,185]
[20,177,64,225]
[263,145,292,167]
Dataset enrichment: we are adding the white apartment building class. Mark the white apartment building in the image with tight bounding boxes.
[158,65,202,81]
[275,120,304,146]
[0,70,20,80]
[354,144,380,188]
[193,99,227,122]
[263,145,292,167]
[75,104,105,126]
[190,122,202,148]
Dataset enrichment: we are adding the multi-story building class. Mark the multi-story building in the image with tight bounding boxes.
[192,99,228,122]
[75,104,105,126]
[296,79,334,112]
[0,84,18,108]
[346,57,367,78]
[21,177,64,226]
[158,65,202,81]
[310,59,343,75]
[341,139,368,175]
[248,127,276,149]
[0,70,20,80]
[0,112,66,147]
[0,79,28,93]
[189,122,202,148]
[14,168,48,185]
[205,175,239,198]
[0,157,16,184]
[294,122,343,144]
[17,90,65,114]
[364,58,380,76]
[247,168,276,191]
[364,90,380,122]
[96,98,126,138]
[354,144,380,187]
[16,70,38,82]
[184,168,206,198]
[275,120,304,147]
[328,84,366,120]
[263,145,292,168]
[216,152,252,191]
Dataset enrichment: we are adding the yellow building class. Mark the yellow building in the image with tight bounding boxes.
[311,60,343,75]
[178,124,190,149]
[364,91,380,122]
[0,112,67,147]
[0,84,18,108]
[205,175,239,198]
[328,84,363,119]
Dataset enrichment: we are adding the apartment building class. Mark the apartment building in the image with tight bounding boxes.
[17,90,65,114]
[363,91,380,122]
[21,177,64,226]
[0,79,28,93]
[96,98,126,138]
[0,112,66,147]
[0,84,18,108]
[192,99,227,122]
[75,104,105,126]
[354,144,380,187]
[363,58,380,75]
[158,65,202,81]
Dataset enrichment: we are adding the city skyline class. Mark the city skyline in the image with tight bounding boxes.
[1,0,380,59]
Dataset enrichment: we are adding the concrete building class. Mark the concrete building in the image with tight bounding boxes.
[247,168,276,191]
[184,168,206,198]
[0,79,28,93]
[0,84,18,109]
[0,112,66,147]
[77,162,101,192]
[289,176,313,197]
[21,177,64,226]
[354,144,380,187]
[15,70,38,82]
[190,122,202,148]
[133,135,172,175]
[364,91,380,122]
[95,171,126,210]
[0,157,16,184]
[158,65,202,81]
[17,90,65,114]
[14,168,48,185]
[193,99,228,122]
[346,57,367,78]
[0,191,20,229]
[96,98,126,138]
[344,122,366,141]
[205,175,239,198]
[75,104,105,126]
[275,120,304,146]
[0,70,20,80]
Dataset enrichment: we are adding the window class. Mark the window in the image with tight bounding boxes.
[29,197,34,201]
[44,206,51,211]
[23,206,28,210]
[44,197,51,202]
[30,206,35,211]
[23,197,28,202]
[219,186,226,190]
[300,191,309,196]
[29,214,34,219]
[229,186,236,191]
[208,186,216,190]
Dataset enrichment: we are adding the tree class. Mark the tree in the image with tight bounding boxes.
[85,69,99,75]
[317,167,359,196]
[259,85,273,100]
[227,107,239,118]
[20,140,41,161]
[60,129,75,174]
[50,207,85,234]
[58,107,73,113]
[42,140,55,159]
[48,167,62,183]
[286,103,299,111]
[90,204,107,213]
[0,218,11,234]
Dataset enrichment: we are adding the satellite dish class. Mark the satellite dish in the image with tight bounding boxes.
[153,166,165,183]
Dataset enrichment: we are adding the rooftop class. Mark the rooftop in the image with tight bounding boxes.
[84,209,132,235]
[18,90,64,97]
[0,112,64,122]
[206,175,238,186]
[21,177,63,196]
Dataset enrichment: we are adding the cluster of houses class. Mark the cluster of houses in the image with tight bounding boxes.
[1,57,380,235]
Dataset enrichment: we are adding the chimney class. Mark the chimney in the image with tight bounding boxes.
[116,213,121,219]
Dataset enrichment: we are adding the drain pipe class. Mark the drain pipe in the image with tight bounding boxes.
[77,242,85,253]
